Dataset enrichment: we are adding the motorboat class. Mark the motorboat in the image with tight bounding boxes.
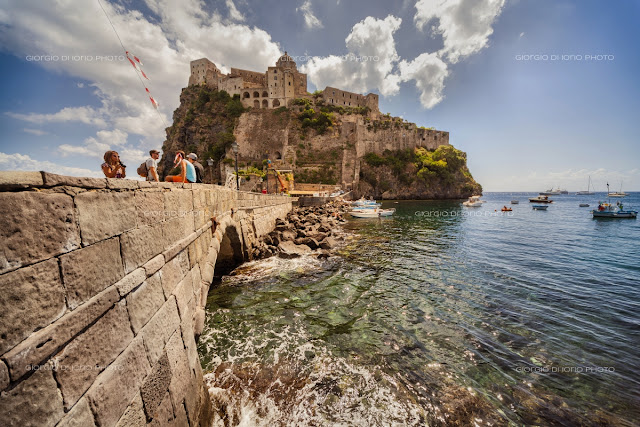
[532,205,548,210]
[510,200,519,204]
[576,176,595,195]
[501,206,512,212]
[351,198,381,207]
[529,195,553,203]
[579,203,590,207]
[463,195,483,207]
[350,208,396,218]
[592,203,636,218]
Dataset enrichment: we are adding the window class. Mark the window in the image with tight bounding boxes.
[274,76,277,80]
[274,70,277,73]
[288,82,291,86]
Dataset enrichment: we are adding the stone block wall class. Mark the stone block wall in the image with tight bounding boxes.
[0,172,292,426]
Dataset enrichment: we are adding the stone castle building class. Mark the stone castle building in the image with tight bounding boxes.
[188,53,380,113]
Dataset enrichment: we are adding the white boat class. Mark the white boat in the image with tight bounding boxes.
[539,188,561,195]
[532,205,548,210]
[576,176,595,195]
[463,195,483,207]
[608,182,628,197]
[350,208,395,218]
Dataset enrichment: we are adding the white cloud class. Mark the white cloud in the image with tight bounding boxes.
[398,53,449,109]
[1,0,281,161]
[6,106,107,127]
[77,82,85,88]
[297,0,323,29]
[414,0,505,64]
[302,15,402,96]
[519,32,525,38]
[23,128,48,136]
[225,0,245,21]
[0,152,103,177]
[59,128,129,159]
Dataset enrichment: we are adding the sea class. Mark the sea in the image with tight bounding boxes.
[197,192,640,426]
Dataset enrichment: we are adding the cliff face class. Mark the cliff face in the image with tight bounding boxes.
[161,86,482,198]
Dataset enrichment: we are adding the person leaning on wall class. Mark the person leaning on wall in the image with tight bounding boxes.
[165,150,196,183]
[187,153,204,183]
[146,149,160,182]
[101,150,126,178]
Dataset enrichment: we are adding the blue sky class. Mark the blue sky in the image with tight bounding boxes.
[0,0,638,191]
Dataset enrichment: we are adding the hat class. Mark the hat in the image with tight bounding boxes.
[187,153,197,160]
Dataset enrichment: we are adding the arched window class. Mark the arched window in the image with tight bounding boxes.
[262,99,268,108]
[275,151,282,160]
[273,99,281,107]
[254,100,260,108]
[243,92,250,99]
[253,91,260,98]
[262,91,268,97]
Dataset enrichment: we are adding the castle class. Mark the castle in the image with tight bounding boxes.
[188,53,380,114]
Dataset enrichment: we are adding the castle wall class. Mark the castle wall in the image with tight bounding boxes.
[0,172,291,427]
[230,68,266,86]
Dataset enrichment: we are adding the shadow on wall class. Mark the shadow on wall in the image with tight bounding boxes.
[214,225,244,277]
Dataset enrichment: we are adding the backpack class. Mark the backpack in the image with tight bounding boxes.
[137,161,148,178]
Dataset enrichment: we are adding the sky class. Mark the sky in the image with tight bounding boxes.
[0,0,638,191]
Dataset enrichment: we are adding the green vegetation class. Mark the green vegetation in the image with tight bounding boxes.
[296,167,338,185]
[297,105,335,135]
[415,146,469,185]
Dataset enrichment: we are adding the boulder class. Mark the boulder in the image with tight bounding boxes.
[320,237,338,250]
[278,241,312,259]
[281,230,297,241]
[301,237,320,250]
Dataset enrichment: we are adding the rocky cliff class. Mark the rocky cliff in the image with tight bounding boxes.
[161,86,482,198]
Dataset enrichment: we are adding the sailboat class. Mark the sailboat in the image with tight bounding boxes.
[576,176,595,195]
[608,181,628,198]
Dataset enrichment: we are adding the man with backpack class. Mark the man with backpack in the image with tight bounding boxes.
[137,149,160,182]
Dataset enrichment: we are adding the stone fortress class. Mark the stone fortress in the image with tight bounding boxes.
[189,52,380,113]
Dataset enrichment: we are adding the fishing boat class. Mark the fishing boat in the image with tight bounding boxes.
[532,205,548,210]
[592,185,637,218]
[576,176,595,195]
[463,195,483,207]
[350,208,396,218]
[529,195,553,203]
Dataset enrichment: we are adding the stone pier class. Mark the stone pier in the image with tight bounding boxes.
[0,172,292,426]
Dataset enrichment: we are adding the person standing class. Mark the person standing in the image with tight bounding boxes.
[101,151,126,178]
[187,153,205,183]
[146,150,160,182]
[165,151,196,183]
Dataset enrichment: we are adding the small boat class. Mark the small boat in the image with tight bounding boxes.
[350,208,396,218]
[576,176,595,195]
[510,200,519,204]
[463,195,483,207]
[532,205,548,210]
[529,195,553,203]
[501,206,512,212]
[579,203,590,207]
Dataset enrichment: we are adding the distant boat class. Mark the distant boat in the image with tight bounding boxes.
[579,203,590,207]
[501,206,512,212]
[350,208,395,218]
[539,187,561,195]
[576,176,595,195]
[608,181,628,198]
[463,195,484,207]
[558,188,569,194]
[510,200,519,204]
[532,205,549,210]
[529,195,553,203]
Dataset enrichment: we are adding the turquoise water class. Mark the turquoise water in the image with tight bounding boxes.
[198,193,640,426]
